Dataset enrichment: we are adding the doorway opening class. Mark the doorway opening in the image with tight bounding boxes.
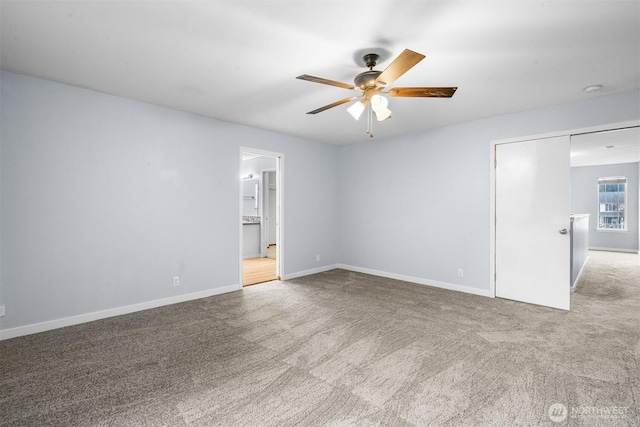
[569,126,639,291]
[490,121,639,309]
[240,148,283,286]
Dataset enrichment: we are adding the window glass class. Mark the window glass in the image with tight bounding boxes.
[597,177,626,230]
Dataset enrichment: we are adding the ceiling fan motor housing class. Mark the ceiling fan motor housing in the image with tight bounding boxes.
[363,53,380,68]
[354,53,383,89]
[354,70,382,89]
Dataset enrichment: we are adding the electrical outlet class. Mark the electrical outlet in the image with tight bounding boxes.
[0,305,5,317]
[457,269,464,278]
[172,276,180,287]
[316,254,321,262]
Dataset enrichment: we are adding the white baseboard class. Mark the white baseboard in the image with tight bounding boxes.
[0,283,241,341]
[282,264,340,280]
[590,247,639,254]
[2,264,494,340]
[336,264,494,298]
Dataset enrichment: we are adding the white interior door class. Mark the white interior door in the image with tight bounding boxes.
[495,136,571,310]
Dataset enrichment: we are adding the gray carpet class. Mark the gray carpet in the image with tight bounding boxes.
[1,250,639,426]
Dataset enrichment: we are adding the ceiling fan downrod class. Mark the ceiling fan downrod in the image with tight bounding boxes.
[366,103,374,138]
[363,53,379,70]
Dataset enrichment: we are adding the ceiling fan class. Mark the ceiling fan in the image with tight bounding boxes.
[297,49,457,137]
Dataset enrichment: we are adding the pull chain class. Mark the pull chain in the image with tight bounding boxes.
[366,103,374,138]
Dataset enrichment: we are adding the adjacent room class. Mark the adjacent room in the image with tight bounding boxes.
[241,152,279,286]
[1,1,639,425]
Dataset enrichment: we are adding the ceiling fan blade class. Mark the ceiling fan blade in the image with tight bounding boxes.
[297,74,355,90]
[387,87,457,98]
[375,49,426,87]
[306,96,357,114]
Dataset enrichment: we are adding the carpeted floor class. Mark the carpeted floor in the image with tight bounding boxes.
[1,250,638,426]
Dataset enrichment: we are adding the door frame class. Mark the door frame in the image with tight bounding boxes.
[239,147,284,283]
[261,169,276,258]
[489,119,639,297]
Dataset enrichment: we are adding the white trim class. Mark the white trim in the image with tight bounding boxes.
[283,264,494,298]
[277,155,284,279]
[337,264,494,298]
[282,264,339,280]
[243,253,262,259]
[0,284,241,341]
[239,150,245,287]
[489,143,496,297]
[261,168,276,258]
[589,247,639,254]
[490,119,640,297]
[492,120,640,146]
[571,255,589,292]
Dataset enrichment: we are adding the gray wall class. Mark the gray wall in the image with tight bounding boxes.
[338,90,640,291]
[1,68,638,333]
[571,162,639,252]
[0,71,339,330]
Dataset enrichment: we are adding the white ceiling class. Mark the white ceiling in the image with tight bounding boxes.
[1,1,639,146]
[570,127,639,167]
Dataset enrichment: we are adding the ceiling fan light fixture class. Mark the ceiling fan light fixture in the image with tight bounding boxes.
[347,100,366,120]
[370,94,388,112]
[375,108,391,121]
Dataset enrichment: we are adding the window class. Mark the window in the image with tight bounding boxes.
[597,177,626,230]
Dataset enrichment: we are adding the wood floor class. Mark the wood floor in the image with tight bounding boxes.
[243,257,276,286]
